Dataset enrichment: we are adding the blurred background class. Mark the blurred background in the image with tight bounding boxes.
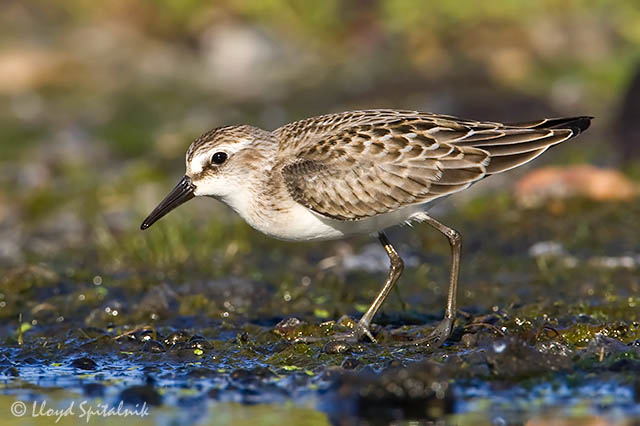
[3,0,640,336]
[0,0,640,265]
[2,1,640,270]
[1,0,639,269]
[1,2,640,423]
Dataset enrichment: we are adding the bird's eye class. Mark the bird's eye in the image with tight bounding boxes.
[211,152,228,165]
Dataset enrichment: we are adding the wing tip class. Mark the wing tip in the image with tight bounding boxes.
[550,116,593,135]
[508,116,593,135]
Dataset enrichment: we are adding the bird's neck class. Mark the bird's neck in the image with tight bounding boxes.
[221,156,301,237]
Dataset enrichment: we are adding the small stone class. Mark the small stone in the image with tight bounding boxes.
[188,335,213,350]
[70,357,97,370]
[276,317,304,329]
[324,340,351,354]
[163,330,190,347]
[461,333,477,348]
[134,329,156,342]
[142,340,166,353]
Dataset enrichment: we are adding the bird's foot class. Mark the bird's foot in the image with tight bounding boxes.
[293,319,376,344]
[408,317,454,348]
[332,320,377,343]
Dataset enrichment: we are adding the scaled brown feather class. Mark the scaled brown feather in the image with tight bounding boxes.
[278,110,591,220]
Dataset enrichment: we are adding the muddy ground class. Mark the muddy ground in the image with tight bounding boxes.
[1,194,639,425]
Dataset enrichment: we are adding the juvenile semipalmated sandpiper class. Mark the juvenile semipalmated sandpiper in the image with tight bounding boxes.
[141,109,591,346]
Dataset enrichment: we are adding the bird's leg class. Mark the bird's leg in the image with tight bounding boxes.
[295,232,404,343]
[346,232,405,342]
[295,232,404,344]
[412,215,461,347]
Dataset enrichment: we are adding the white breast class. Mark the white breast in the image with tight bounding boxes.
[238,200,430,242]
[217,176,434,241]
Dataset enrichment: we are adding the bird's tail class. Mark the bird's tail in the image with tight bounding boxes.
[457,116,593,175]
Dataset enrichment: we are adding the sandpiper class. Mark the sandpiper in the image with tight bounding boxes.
[141,109,591,346]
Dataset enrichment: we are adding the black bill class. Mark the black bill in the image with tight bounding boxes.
[140,175,195,230]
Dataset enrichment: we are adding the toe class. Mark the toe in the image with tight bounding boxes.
[409,318,455,347]
[355,323,377,343]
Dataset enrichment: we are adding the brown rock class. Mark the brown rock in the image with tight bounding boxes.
[514,165,637,207]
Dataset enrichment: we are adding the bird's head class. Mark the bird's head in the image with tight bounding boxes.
[141,125,274,230]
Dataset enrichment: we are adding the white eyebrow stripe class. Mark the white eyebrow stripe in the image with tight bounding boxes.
[223,138,253,154]
[187,137,254,173]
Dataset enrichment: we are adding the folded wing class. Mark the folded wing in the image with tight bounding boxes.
[278,110,591,220]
